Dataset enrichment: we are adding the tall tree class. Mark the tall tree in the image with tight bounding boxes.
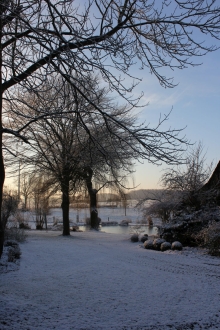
[20,171,36,210]
[13,76,137,233]
[1,0,220,256]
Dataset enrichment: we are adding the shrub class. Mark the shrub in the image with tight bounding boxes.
[171,241,183,251]
[136,218,148,225]
[130,234,139,242]
[4,227,27,243]
[4,240,19,247]
[153,238,166,250]
[161,242,171,251]
[196,222,220,256]
[85,217,101,227]
[71,225,79,232]
[19,223,30,229]
[2,193,19,229]
[143,240,154,249]
[7,245,21,262]
[130,225,145,236]
[120,219,132,225]
[140,235,148,243]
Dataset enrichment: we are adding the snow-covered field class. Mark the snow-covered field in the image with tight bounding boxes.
[18,206,159,236]
[1,230,220,330]
[25,205,143,228]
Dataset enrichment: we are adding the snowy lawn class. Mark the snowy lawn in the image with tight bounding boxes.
[1,230,220,330]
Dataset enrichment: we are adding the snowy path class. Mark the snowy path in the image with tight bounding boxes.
[1,230,220,330]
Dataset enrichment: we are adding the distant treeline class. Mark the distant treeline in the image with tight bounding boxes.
[98,190,164,202]
[126,189,164,200]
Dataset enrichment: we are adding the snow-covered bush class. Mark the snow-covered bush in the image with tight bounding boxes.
[161,242,171,251]
[15,211,31,230]
[85,217,101,227]
[130,234,139,242]
[7,245,21,262]
[139,144,219,228]
[4,240,19,248]
[4,240,21,262]
[153,238,165,250]
[120,219,132,226]
[1,193,19,229]
[140,193,177,223]
[196,222,220,256]
[19,223,30,229]
[140,235,148,243]
[143,240,154,249]
[4,227,27,243]
[138,216,154,226]
[130,225,145,236]
[171,241,183,251]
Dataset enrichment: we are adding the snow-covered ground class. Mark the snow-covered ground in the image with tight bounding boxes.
[1,230,220,329]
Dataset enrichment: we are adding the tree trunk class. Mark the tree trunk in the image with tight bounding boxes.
[0,150,4,257]
[0,19,5,256]
[0,114,4,257]
[24,195,28,210]
[89,188,99,229]
[0,100,4,256]
[61,179,70,236]
[84,167,99,229]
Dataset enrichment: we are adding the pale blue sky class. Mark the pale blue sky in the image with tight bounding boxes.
[131,48,220,189]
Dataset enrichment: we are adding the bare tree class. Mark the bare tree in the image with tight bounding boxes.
[31,174,54,230]
[161,142,213,209]
[20,171,36,210]
[1,0,220,256]
[139,143,216,223]
[1,192,19,230]
[16,76,137,232]
[140,190,181,223]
